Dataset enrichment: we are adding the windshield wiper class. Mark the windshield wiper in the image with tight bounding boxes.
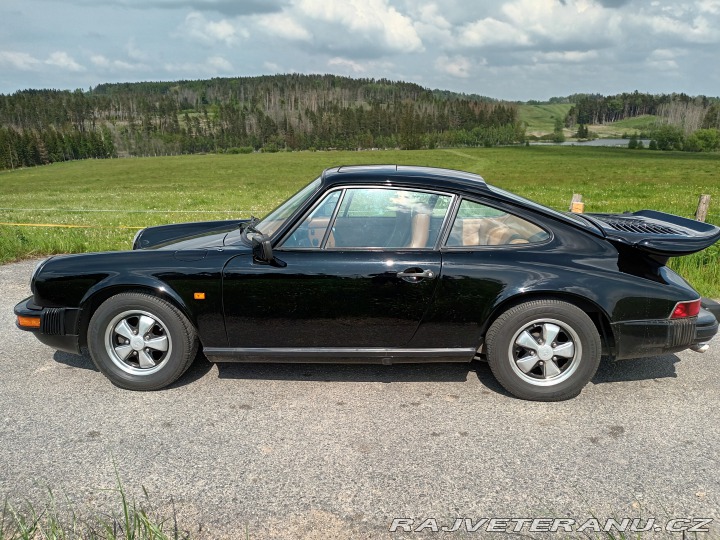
[239,216,260,233]
[239,216,262,243]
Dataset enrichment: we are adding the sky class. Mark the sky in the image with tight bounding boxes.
[1,0,719,101]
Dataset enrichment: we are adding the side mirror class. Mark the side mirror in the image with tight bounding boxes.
[252,235,286,267]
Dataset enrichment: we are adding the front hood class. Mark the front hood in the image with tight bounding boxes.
[153,230,231,250]
[134,219,247,250]
[587,210,720,258]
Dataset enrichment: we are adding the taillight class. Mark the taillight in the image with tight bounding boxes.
[670,299,701,319]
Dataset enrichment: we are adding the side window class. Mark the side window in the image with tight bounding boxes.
[280,191,341,248]
[332,188,451,249]
[446,199,550,247]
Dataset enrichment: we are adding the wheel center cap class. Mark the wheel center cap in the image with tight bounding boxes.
[131,336,145,351]
[538,345,553,361]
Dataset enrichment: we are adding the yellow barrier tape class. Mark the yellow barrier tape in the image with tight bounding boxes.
[0,222,143,229]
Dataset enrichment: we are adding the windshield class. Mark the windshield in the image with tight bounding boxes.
[255,178,321,237]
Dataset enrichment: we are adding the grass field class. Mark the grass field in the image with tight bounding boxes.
[517,103,573,135]
[1,146,719,295]
[518,103,659,139]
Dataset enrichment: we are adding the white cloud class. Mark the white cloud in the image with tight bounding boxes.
[257,12,311,41]
[412,3,453,42]
[646,47,683,70]
[643,14,718,43]
[459,17,530,47]
[45,51,85,71]
[180,11,240,46]
[165,55,234,74]
[532,50,600,63]
[0,51,42,70]
[207,55,233,71]
[90,54,149,71]
[328,57,365,73]
[500,0,620,45]
[297,0,423,53]
[698,0,720,14]
[434,54,475,78]
[126,38,148,61]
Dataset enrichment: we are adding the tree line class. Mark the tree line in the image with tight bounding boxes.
[565,91,720,130]
[0,74,521,170]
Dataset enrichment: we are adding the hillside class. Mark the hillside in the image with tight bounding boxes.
[518,103,573,136]
[0,74,521,170]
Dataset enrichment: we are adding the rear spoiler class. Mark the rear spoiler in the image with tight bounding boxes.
[586,210,720,258]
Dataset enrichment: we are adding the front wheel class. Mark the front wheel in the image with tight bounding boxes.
[485,300,601,401]
[87,292,198,390]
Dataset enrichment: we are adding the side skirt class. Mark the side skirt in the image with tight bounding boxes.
[203,347,477,364]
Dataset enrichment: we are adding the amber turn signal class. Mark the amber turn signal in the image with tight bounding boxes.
[17,315,41,328]
[193,292,206,300]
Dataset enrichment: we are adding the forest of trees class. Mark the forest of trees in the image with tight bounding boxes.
[563,91,720,152]
[0,74,522,170]
[4,78,719,171]
[565,91,720,131]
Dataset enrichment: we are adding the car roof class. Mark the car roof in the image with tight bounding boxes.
[322,165,489,193]
[320,164,603,236]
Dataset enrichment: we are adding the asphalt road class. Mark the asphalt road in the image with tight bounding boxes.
[1,258,719,539]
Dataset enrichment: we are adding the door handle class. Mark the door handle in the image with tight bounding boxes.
[397,268,436,280]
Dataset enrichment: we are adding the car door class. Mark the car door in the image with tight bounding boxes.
[410,197,553,349]
[222,186,453,349]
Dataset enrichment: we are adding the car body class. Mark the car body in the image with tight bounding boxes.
[15,165,720,400]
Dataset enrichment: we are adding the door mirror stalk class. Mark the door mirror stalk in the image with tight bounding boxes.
[252,235,287,267]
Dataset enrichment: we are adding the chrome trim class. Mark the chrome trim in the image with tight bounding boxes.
[203,347,476,362]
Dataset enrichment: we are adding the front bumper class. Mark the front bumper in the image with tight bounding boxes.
[612,297,718,360]
[14,296,81,355]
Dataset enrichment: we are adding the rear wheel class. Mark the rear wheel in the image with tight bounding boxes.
[485,300,601,401]
[87,292,198,390]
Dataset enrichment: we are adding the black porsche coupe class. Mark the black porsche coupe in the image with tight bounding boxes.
[14,165,720,400]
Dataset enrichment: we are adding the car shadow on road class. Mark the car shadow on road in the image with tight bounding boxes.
[52,348,215,389]
[52,349,683,393]
[214,358,478,384]
[592,354,681,384]
[53,349,98,371]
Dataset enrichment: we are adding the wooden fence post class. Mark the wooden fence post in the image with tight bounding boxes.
[570,193,584,213]
[695,194,711,222]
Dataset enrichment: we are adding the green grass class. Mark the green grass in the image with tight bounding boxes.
[590,115,659,138]
[1,147,719,295]
[518,103,573,135]
[0,476,188,540]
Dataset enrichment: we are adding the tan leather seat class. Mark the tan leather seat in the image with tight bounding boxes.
[408,213,430,248]
[308,218,335,248]
[461,218,499,246]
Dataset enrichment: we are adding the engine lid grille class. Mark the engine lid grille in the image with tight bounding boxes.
[596,216,683,235]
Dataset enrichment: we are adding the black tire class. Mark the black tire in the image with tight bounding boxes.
[87,292,198,390]
[485,300,601,401]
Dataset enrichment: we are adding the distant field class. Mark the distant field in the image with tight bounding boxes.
[590,114,659,138]
[1,147,719,294]
[519,103,659,139]
[517,103,573,135]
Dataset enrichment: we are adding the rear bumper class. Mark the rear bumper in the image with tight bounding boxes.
[14,296,81,355]
[612,297,718,360]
